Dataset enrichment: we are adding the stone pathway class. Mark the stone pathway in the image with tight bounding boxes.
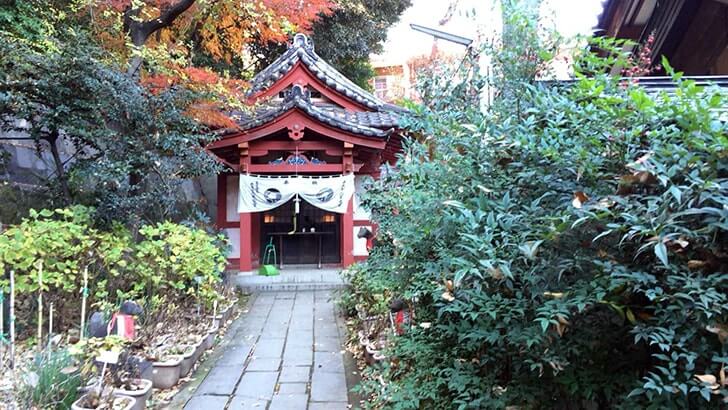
[183,290,350,409]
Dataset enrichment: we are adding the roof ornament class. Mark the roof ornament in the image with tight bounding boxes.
[292,33,314,51]
[286,84,311,103]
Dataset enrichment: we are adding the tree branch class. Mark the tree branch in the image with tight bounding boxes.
[140,0,197,40]
[124,0,197,77]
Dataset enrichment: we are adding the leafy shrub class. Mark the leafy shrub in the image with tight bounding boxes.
[133,221,227,307]
[19,349,82,409]
[0,206,94,294]
[347,5,727,409]
[0,207,228,335]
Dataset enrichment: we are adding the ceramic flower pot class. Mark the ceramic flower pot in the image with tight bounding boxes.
[221,305,232,322]
[202,328,217,350]
[208,314,223,329]
[151,356,182,389]
[178,345,197,378]
[357,330,369,347]
[114,379,152,410]
[71,393,136,410]
[365,343,385,365]
[192,337,205,363]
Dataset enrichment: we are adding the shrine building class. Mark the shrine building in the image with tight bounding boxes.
[207,34,404,272]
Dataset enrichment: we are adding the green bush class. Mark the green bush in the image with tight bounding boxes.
[0,207,228,333]
[19,349,82,409]
[133,221,227,307]
[347,5,727,409]
[0,206,96,320]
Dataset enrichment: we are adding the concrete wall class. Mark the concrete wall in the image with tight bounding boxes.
[1,125,219,219]
[0,121,75,187]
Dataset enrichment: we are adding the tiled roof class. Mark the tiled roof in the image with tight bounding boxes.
[248,33,400,112]
[231,85,396,138]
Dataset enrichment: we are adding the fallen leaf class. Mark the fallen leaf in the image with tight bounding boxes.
[695,374,718,389]
[60,366,78,375]
[445,279,454,291]
[544,292,564,299]
[706,323,728,344]
[572,191,589,208]
[419,322,431,329]
[688,260,707,270]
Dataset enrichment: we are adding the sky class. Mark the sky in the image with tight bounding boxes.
[374,0,606,64]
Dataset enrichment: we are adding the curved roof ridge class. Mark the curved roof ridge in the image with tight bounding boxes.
[236,84,393,138]
[247,33,395,112]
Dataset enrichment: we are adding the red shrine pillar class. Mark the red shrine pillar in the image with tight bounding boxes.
[238,143,254,272]
[341,142,354,267]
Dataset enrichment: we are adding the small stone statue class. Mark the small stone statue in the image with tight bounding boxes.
[88,311,108,338]
[86,301,144,339]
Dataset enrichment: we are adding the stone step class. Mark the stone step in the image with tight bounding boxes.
[227,268,348,293]
[236,282,348,292]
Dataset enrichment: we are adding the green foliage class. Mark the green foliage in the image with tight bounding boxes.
[0,34,221,225]
[0,206,228,327]
[311,0,411,88]
[0,206,95,295]
[346,4,728,409]
[19,349,82,409]
[134,221,227,307]
[0,0,75,51]
[246,0,410,88]
[68,335,130,378]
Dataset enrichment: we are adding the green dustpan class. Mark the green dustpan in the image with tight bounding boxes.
[259,264,279,276]
[259,237,279,276]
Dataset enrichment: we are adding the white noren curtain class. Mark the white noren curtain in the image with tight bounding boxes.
[238,174,355,214]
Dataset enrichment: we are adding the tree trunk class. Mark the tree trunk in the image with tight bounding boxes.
[46,131,72,204]
[123,0,198,78]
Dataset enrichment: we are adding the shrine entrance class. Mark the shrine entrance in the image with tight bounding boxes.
[259,199,341,267]
[207,33,404,272]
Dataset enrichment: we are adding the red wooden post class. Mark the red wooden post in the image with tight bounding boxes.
[239,212,253,272]
[341,142,355,267]
[216,173,227,228]
[251,211,260,267]
[341,198,354,267]
[238,142,253,272]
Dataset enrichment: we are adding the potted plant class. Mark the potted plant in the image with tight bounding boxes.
[169,345,197,378]
[110,357,153,410]
[72,387,136,410]
[150,353,183,389]
[202,327,217,350]
[113,379,152,410]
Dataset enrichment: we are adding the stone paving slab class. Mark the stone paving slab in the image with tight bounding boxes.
[314,336,341,352]
[278,382,308,394]
[269,394,308,410]
[219,343,253,366]
[184,394,229,410]
[228,395,268,409]
[310,370,349,402]
[184,289,351,409]
[236,371,279,399]
[279,366,311,383]
[314,351,345,373]
[195,365,244,395]
[253,338,285,358]
[308,402,350,410]
[246,357,281,371]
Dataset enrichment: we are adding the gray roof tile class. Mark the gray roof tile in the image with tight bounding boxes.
[248,33,405,112]
[231,85,397,138]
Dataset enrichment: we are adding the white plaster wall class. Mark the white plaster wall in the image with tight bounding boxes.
[226,174,240,222]
[353,175,372,221]
[224,228,240,258]
[353,225,371,256]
